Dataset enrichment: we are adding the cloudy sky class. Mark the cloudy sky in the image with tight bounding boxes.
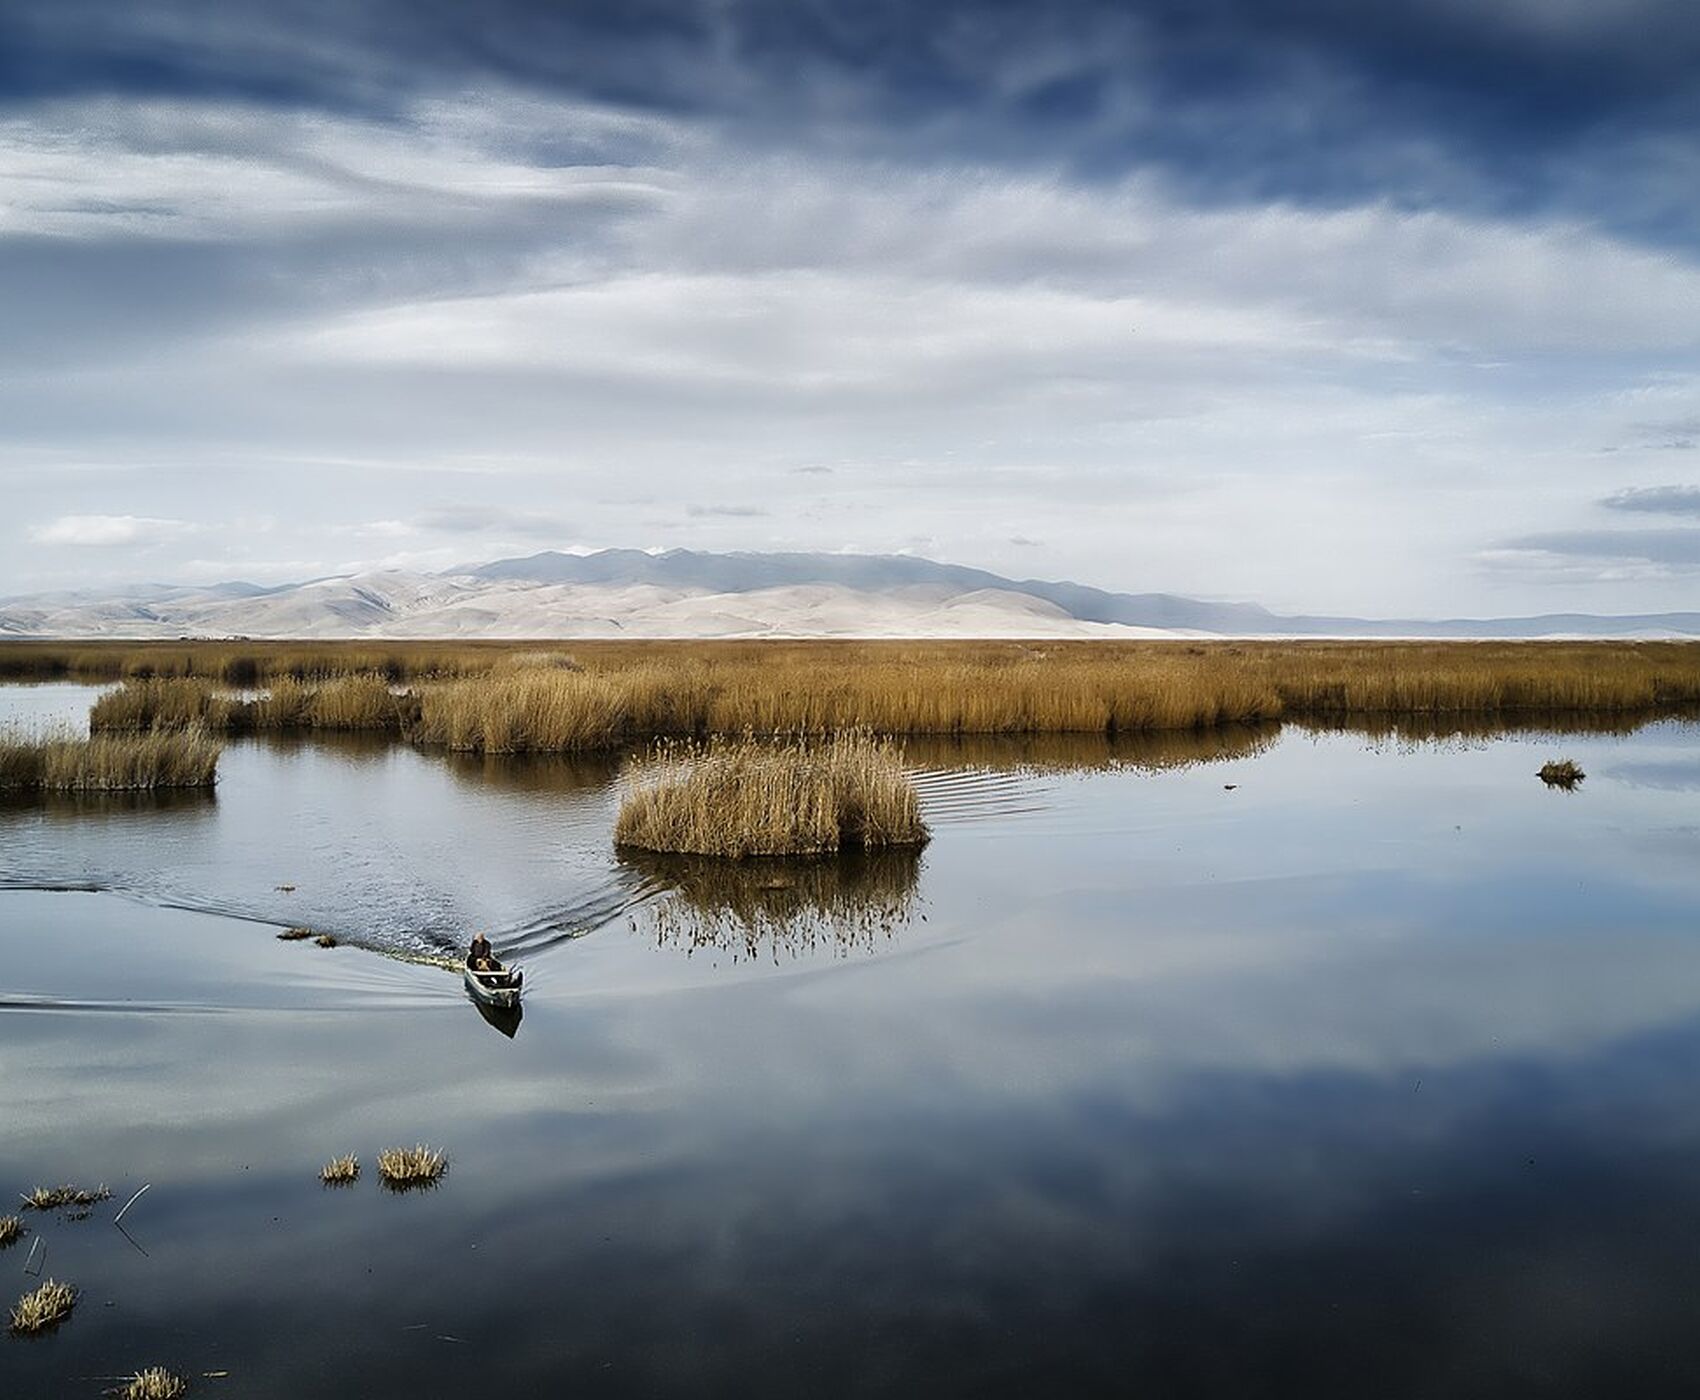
[4,0,1699,616]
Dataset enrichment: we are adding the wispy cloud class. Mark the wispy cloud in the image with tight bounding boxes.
[1601,485,1700,518]
[28,514,196,547]
[686,504,768,518]
[415,505,574,540]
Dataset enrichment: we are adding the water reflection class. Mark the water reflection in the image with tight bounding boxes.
[620,848,924,962]
[902,722,1279,773]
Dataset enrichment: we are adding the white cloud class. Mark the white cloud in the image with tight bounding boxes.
[28,514,196,547]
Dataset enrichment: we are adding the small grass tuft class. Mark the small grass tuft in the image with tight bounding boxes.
[0,1215,23,1248]
[1538,759,1585,788]
[116,1366,189,1399]
[314,933,338,948]
[320,1154,360,1185]
[21,1184,111,1212]
[376,1145,448,1190]
[276,926,314,941]
[10,1278,77,1335]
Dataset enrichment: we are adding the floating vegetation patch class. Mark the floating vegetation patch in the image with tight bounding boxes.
[21,1184,111,1212]
[314,933,339,949]
[1538,759,1586,789]
[320,1154,360,1185]
[116,1368,190,1400]
[376,1145,448,1191]
[624,848,923,963]
[276,927,314,941]
[616,732,928,858]
[0,1215,23,1248]
[9,1278,76,1335]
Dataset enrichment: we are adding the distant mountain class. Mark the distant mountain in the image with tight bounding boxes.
[1,548,1698,639]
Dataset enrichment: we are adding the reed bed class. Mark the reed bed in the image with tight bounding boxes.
[616,732,928,858]
[117,1368,189,1400]
[21,1184,111,1211]
[0,1214,22,1248]
[376,1145,448,1190]
[26,640,1700,752]
[0,729,220,792]
[10,1278,76,1335]
[320,1154,360,1185]
[90,675,413,735]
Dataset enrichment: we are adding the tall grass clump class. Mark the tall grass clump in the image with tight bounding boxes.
[376,1145,448,1190]
[1538,758,1585,788]
[117,1368,190,1400]
[0,1215,23,1248]
[0,730,220,792]
[320,1154,360,1185]
[616,732,929,858]
[9,1278,76,1335]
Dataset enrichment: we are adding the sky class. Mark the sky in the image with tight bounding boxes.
[3,0,1700,617]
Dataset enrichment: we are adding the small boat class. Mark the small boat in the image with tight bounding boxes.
[464,961,523,1010]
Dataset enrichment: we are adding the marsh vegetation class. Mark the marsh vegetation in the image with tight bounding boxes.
[116,1369,189,1400]
[1539,758,1586,788]
[29,640,1700,761]
[615,732,928,857]
[9,1278,76,1335]
[0,729,220,792]
[0,1214,22,1248]
[376,1145,448,1190]
[320,1154,360,1185]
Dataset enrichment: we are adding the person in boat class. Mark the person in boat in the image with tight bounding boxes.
[467,931,499,972]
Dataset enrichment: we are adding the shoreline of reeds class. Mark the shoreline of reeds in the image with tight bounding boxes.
[0,728,221,792]
[24,638,1700,754]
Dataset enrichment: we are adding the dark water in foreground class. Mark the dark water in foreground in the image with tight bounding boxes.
[5,686,1700,1397]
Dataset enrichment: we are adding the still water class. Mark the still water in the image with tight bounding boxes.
[4,684,1700,1397]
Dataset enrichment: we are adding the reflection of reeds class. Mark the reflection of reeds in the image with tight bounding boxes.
[320,1154,360,1185]
[901,723,1280,774]
[377,1145,448,1190]
[623,847,923,963]
[0,729,220,791]
[117,1368,189,1400]
[9,1278,76,1335]
[616,733,927,857]
[0,1215,23,1248]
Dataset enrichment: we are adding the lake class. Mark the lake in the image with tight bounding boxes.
[5,683,1700,1397]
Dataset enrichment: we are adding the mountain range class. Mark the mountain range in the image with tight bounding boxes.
[3,549,1697,640]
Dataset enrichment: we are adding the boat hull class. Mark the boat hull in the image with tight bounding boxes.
[464,965,523,1009]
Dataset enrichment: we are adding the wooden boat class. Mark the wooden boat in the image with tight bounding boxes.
[464,961,523,1010]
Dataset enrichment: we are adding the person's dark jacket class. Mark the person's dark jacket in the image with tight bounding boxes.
[468,934,493,968]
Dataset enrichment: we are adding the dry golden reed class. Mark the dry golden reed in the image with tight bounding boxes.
[0,729,220,791]
[320,1154,360,1185]
[376,1145,448,1189]
[18,638,1700,751]
[116,1369,189,1400]
[0,1215,23,1248]
[21,1184,112,1211]
[9,1278,76,1335]
[1538,759,1585,788]
[615,732,928,858]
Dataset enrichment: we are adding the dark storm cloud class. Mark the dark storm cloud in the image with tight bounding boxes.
[1601,486,1700,518]
[6,1,1699,243]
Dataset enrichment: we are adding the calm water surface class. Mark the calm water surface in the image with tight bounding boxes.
[4,683,1700,1397]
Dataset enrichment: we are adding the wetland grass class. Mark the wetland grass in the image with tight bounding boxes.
[616,732,928,858]
[320,1154,360,1185]
[0,1214,23,1248]
[1539,759,1586,788]
[9,1278,76,1335]
[0,730,220,792]
[25,639,1700,751]
[116,1368,189,1400]
[276,927,314,941]
[376,1145,448,1190]
[21,1184,111,1211]
[314,933,338,948]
